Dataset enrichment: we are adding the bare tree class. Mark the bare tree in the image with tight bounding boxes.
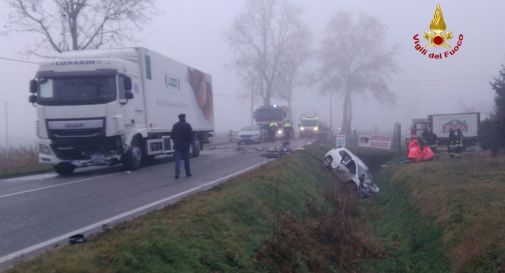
[226,0,310,106]
[316,11,398,135]
[5,0,156,53]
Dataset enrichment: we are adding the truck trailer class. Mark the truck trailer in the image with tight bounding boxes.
[409,112,480,145]
[28,47,214,175]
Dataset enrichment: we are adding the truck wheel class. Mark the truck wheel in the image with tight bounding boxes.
[54,163,76,176]
[191,139,201,157]
[143,155,156,166]
[123,138,143,170]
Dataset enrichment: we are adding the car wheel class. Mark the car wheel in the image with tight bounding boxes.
[324,155,333,168]
[123,137,143,171]
[54,163,75,176]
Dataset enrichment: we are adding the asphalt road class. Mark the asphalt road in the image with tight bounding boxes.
[0,138,314,267]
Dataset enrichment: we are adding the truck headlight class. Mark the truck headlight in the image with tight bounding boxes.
[39,144,52,155]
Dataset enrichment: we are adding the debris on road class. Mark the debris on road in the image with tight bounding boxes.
[68,234,86,245]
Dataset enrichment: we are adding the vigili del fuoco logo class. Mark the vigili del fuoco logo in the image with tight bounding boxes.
[413,4,464,60]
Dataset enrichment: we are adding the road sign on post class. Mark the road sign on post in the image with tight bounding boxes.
[336,134,346,148]
[358,135,392,150]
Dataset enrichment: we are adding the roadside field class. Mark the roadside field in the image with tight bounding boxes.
[365,151,505,273]
[0,146,51,178]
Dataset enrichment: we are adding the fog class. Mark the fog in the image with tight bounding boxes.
[0,0,502,147]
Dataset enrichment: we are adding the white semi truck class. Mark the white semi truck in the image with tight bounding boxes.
[28,47,214,175]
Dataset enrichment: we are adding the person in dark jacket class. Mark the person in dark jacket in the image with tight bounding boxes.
[448,128,457,158]
[171,113,193,179]
[422,127,438,152]
[455,129,464,158]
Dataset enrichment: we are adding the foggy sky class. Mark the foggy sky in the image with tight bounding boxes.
[0,0,503,146]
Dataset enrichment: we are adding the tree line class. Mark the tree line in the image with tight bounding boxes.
[4,0,397,136]
[479,66,505,156]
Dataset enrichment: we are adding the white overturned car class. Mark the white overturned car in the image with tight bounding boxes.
[323,147,379,197]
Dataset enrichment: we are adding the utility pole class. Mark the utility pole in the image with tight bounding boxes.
[4,102,8,150]
[250,80,254,125]
[329,90,333,130]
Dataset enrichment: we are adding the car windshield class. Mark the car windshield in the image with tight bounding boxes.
[241,126,259,131]
[37,75,117,106]
[301,120,318,127]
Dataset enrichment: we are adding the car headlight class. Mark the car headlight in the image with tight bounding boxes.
[39,144,51,155]
[300,127,305,131]
[314,127,319,131]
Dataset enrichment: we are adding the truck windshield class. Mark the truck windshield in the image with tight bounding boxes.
[37,76,116,105]
[255,109,284,122]
[301,120,318,127]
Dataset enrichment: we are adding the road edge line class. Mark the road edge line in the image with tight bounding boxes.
[0,160,269,268]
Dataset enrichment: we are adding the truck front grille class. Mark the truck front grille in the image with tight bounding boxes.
[51,137,121,160]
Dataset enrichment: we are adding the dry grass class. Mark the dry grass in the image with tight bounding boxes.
[0,146,51,178]
[389,152,505,272]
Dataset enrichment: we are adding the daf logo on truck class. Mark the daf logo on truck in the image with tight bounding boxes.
[64,123,86,129]
[28,47,215,175]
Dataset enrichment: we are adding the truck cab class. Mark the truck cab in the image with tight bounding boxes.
[299,113,320,138]
[30,57,144,174]
[29,48,214,175]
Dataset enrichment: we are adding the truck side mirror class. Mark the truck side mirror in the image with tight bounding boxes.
[125,91,134,100]
[29,95,37,103]
[29,79,38,93]
[124,77,132,91]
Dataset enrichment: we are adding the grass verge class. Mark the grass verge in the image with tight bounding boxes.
[364,151,505,273]
[7,145,369,273]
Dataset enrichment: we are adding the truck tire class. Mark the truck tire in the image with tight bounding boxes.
[123,137,143,170]
[54,163,76,176]
[191,139,201,157]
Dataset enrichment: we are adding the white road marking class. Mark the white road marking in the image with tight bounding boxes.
[0,174,115,200]
[0,160,268,266]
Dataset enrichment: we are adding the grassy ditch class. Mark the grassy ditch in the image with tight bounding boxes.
[365,152,505,273]
[7,145,381,273]
[0,146,52,178]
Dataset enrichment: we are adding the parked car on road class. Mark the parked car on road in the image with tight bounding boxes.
[323,147,379,197]
[236,125,268,144]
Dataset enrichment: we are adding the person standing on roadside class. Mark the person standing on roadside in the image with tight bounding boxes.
[448,128,456,158]
[171,113,193,179]
[283,120,293,141]
[455,128,464,158]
